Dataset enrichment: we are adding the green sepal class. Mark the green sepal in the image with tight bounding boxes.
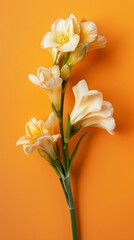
[70,132,88,166]
[38,149,64,178]
[52,103,61,119]
[70,124,82,138]
[52,159,65,178]
[38,149,52,164]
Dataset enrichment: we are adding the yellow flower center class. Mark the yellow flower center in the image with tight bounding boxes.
[56,33,69,45]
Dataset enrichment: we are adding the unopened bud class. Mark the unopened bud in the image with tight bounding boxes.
[67,43,89,67]
[61,64,71,81]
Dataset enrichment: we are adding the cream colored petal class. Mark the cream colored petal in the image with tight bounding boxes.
[51,18,60,31]
[25,118,41,137]
[40,77,62,110]
[84,100,114,119]
[28,74,41,86]
[23,141,39,154]
[51,65,60,78]
[89,35,107,51]
[39,134,61,143]
[72,80,103,110]
[58,34,80,52]
[43,112,56,134]
[71,80,103,125]
[41,68,52,81]
[48,48,65,64]
[66,17,74,38]
[71,90,103,124]
[52,19,68,33]
[69,14,80,34]
[72,80,89,105]
[41,32,60,48]
[80,21,97,43]
[48,48,58,63]
[46,89,62,111]
[16,135,33,146]
[81,117,115,135]
[40,142,58,160]
[39,134,61,159]
[38,120,48,135]
[44,77,62,89]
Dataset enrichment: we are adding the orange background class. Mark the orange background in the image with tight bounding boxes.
[0,1,134,240]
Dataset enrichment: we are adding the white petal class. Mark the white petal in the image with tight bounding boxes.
[38,120,48,135]
[41,32,60,48]
[25,118,40,137]
[89,35,107,51]
[71,80,103,124]
[51,65,60,77]
[88,117,115,134]
[44,77,62,89]
[28,74,41,86]
[51,18,60,31]
[51,19,67,32]
[38,134,61,143]
[71,90,103,124]
[23,141,39,154]
[43,112,56,134]
[16,135,33,146]
[80,21,97,43]
[80,115,115,134]
[72,80,88,105]
[58,34,80,52]
[84,100,114,119]
[69,14,80,34]
[55,19,68,33]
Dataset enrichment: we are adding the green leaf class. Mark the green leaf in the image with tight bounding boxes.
[65,115,71,143]
[52,159,65,177]
[70,132,88,166]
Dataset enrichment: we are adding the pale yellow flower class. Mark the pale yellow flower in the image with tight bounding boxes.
[28,65,62,110]
[70,80,115,134]
[41,14,80,52]
[16,113,61,159]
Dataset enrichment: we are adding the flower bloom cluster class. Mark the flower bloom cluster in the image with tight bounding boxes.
[41,13,106,64]
[17,13,115,160]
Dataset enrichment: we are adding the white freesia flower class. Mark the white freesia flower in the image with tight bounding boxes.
[41,14,80,52]
[28,65,62,110]
[70,80,115,134]
[16,113,61,159]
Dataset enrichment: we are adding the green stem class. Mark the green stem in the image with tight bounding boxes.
[58,80,78,239]
[59,83,69,173]
[64,176,78,240]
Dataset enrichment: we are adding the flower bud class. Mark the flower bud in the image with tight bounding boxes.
[61,64,71,81]
[67,43,89,67]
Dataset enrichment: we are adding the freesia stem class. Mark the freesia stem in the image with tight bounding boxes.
[64,176,78,240]
[58,81,78,240]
